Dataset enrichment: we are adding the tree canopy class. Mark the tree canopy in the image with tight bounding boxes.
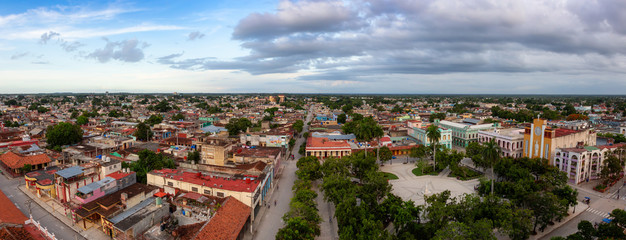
[46,122,83,148]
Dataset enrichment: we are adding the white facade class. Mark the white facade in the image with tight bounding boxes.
[554,145,624,184]
[478,128,524,158]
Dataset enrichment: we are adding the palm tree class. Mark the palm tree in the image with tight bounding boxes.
[426,124,441,172]
[482,139,501,195]
[350,117,383,157]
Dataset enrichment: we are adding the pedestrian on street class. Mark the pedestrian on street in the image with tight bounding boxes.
[274,200,277,206]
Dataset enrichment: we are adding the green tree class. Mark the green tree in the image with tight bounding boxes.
[127,149,175,183]
[152,100,172,112]
[46,122,83,148]
[337,113,347,124]
[293,120,304,134]
[187,150,200,163]
[341,104,353,114]
[276,217,317,240]
[171,113,185,121]
[134,122,153,141]
[432,220,496,240]
[21,164,33,173]
[379,146,393,164]
[342,116,383,157]
[482,140,501,195]
[427,124,441,172]
[4,99,18,106]
[225,118,252,136]
[108,110,122,118]
[296,156,322,181]
[430,112,446,122]
[76,115,89,125]
[145,114,163,126]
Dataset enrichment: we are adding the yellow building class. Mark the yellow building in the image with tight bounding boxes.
[523,119,596,160]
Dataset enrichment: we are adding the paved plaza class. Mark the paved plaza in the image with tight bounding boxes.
[380,163,478,205]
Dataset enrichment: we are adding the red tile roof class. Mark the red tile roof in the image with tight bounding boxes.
[151,169,261,193]
[0,189,28,225]
[194,197,250,240]
[306,137,351,150]
[553,128,581,138]
[106,171,134,180]
[0,152,51,169]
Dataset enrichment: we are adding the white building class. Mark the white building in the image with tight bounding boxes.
[554,143,625,184]
[478,128,524,158]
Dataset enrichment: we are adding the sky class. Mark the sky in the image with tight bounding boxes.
[1,0,626,94]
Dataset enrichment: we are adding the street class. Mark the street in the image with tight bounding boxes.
[541,180,626,239]
[0,172,85,240]
[252,105,325,240]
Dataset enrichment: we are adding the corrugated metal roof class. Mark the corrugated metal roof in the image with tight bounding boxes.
[109,197,155,224]
[55,166,84,179]
[78,177,115,194]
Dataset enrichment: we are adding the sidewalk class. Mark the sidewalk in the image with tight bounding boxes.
[530,201,588,240]
[19,186,107,240]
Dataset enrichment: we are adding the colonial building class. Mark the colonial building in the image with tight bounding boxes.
[409,123,452,149]
[0,151,51,177]
[523,118,597,160]
[436,120,496,147]
[478,128,525,158]
[305,137,352,159]
[554,143,625,184]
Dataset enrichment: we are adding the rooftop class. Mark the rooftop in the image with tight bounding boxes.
[0,152,51,169]
[150,169,261,193]
[55,166,84,179]
[194,197,250,240]
[0,189,28,225]
[306,137,351,150]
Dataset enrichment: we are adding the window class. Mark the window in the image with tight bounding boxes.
[167,182,174,187]
[204,190,211,195]
[192,187,198,192]
[217,192,225,197]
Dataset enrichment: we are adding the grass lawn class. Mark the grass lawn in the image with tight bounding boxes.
[382,172,399,180]
[412,165,441,176]
[449,166,483,180]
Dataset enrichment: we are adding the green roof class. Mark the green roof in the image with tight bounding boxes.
[110,152,122,157]
[584,146,599,151]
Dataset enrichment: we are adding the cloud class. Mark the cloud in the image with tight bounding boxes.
[232,0,360,40]
[31,61,49,64]
[159,0,626,85]
[87,38,148,63]
[187,31,205,41]
[10,52,28,60]
[39,31,60,44]
[60,41,84,52]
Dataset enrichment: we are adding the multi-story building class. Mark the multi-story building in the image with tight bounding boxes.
[436,120,496,147]
[305,137,352,159]
[240,129,292,148]
[194,137,236,166]
[523,118,596,160]
[147,169,265,221]
[554,143,625,184]
[409,123,452,149]
[75,170,136,204]
[478,128,525,158]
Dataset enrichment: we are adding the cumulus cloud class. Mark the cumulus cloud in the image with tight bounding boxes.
[160,0,626,85]
[39,31,60,44]
[88,38,148,63]
[187,31,205,41]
